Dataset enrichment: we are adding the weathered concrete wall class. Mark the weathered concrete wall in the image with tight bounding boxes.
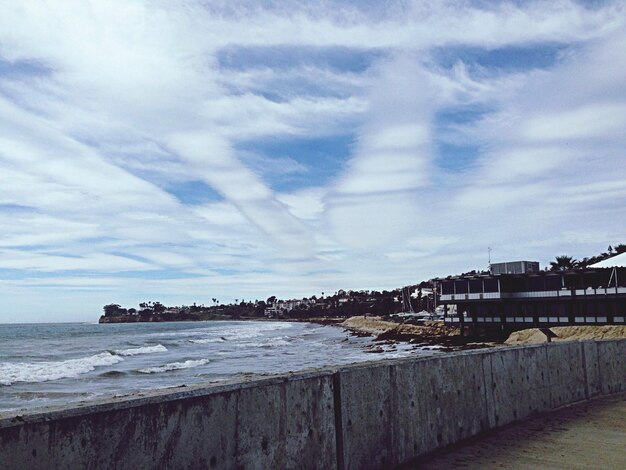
[484,345,551,428]
[1,339,625,470]
[335,353,492,469]
[596,340,626,395]
[546,341,587,408]
[0,372,337,470]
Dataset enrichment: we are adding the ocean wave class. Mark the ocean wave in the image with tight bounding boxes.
[137,359,210,374]
[114,344,167,356]
[235,336,292,348]
[98,370,127,378]
[150,322,294,340]
[149,329,214,338]
[0,352,123,386]
[188,338,226,344]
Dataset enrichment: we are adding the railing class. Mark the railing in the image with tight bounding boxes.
[513,291,560,298]
[444,316,626,325]
[439,292,501,301]
[440,287,626,303]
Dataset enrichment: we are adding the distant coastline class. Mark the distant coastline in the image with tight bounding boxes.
[98,312,255,324]
[98,287,434,325]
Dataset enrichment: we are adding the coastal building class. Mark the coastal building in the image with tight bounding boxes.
[264,298,315,316]
[436,262,626,328]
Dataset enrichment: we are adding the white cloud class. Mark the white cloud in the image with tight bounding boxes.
[521,103,626,142]
[0,0,625,321]
[277,188,326,221]
[0,250,153,272]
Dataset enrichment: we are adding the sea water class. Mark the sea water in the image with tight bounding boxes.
[0,321,428,413]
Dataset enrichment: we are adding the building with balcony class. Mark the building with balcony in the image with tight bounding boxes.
[436,264,626,328]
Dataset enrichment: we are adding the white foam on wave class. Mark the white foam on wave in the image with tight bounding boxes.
[137,359,210,374]
[149,329,214,338]
[0,352,123,386]
[188,338,225,344]
[114,344,167,356]
[219,322,294,340]
[147,322,296,347]
[236,336,292,348]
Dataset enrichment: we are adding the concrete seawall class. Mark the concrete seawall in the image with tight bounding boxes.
[1,339,625,469]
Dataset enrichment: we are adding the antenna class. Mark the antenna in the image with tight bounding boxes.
[488,247,492,266]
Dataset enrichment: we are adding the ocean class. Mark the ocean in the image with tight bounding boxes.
[0,320,431,413]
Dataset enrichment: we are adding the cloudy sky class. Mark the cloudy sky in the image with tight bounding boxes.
[0,0,625,322]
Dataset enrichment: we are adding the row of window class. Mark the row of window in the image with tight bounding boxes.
[458,300,626,317]
[446,316,626,324]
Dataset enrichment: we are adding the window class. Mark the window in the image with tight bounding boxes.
[454,280,468,294]
[469,279,483,293]
[441,281,454,295]
[484,278,499,293]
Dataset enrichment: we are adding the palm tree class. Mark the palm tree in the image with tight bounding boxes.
[550,255,578,271]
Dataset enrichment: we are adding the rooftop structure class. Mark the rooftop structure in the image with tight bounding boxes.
[489,260,540,275]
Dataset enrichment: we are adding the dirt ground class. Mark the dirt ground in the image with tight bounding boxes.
[398,392,626,469]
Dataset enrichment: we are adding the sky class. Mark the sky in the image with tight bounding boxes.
[0,0,625,322]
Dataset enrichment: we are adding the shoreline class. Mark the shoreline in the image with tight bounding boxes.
[98,313,346,324]
[98,314,626,350]
[97,314,497,351]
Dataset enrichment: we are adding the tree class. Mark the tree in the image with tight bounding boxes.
[152,302,165,314]
[550,255,578,271]
[103,304,122,317]
[255,300,267,317]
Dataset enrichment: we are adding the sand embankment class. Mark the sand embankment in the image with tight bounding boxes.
[505,325,626,345]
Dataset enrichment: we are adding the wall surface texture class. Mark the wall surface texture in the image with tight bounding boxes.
[1,339,625,470]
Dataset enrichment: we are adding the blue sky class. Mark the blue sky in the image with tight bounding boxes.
[0,0,625,322]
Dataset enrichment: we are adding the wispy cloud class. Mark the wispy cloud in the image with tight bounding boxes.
[0,0,624,321]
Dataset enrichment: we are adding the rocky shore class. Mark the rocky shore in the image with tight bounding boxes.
[340,316,498,352]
